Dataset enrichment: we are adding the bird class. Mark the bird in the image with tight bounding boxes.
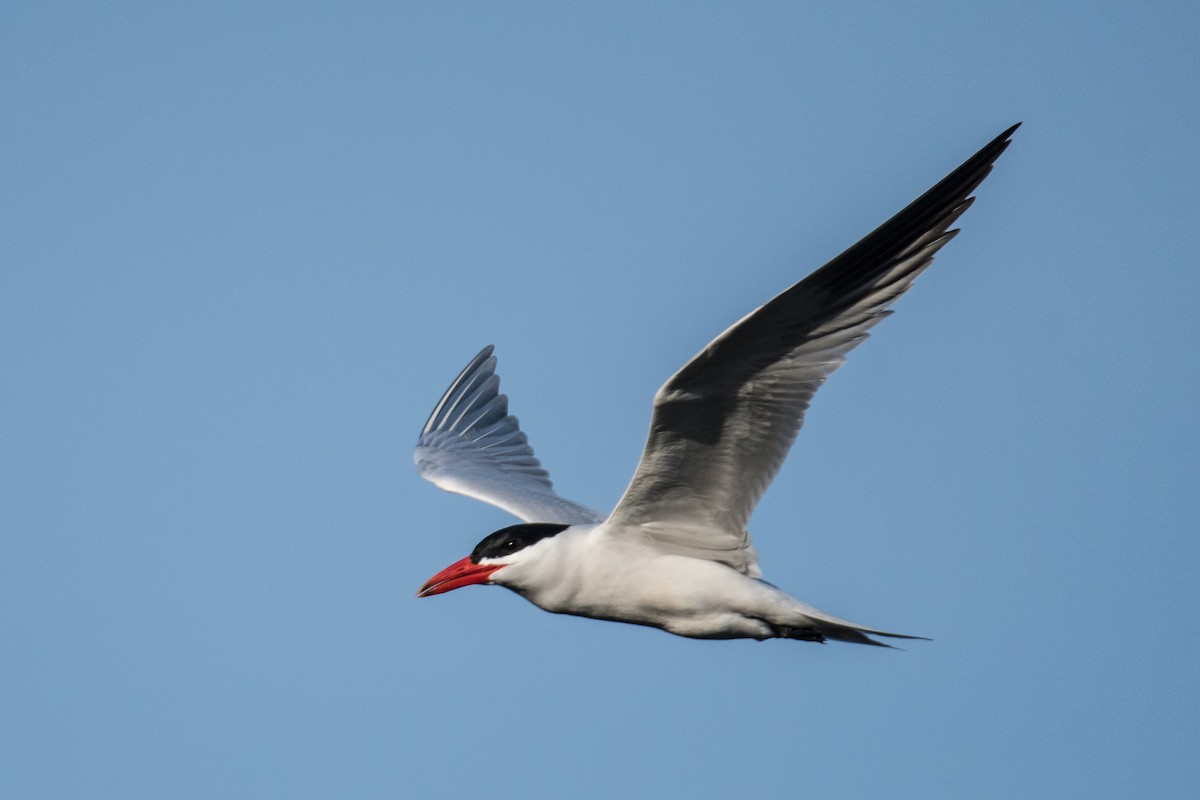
[414,124,1018,646]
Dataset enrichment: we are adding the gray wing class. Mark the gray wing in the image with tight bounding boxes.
[608,124,1019,575]
[415,345,605,525]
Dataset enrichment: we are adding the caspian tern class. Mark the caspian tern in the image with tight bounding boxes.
[415,124,1018,646]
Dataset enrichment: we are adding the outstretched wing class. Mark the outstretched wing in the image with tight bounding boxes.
[607,124,1019,574]
[415,345,605,525]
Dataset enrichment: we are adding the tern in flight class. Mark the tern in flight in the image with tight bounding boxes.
[415,124,1017,646]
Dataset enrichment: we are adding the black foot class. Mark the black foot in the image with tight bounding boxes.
[770,625,827,643]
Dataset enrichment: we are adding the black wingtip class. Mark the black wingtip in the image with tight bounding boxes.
[985,122,1021,156]
[988,122,1021,145]
[970,122,1021,168]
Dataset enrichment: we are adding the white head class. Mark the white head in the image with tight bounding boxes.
[417,523,569,597]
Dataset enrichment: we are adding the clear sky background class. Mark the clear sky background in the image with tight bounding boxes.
[3,3,1198,798]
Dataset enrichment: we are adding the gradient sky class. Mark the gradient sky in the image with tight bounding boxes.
[3,3,1198,798]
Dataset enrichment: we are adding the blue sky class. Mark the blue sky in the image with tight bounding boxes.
[3,2,1197,798]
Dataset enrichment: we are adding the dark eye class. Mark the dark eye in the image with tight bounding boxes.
[503,539,518,552]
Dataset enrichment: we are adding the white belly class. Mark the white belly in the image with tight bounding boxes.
[514,540,799,639]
